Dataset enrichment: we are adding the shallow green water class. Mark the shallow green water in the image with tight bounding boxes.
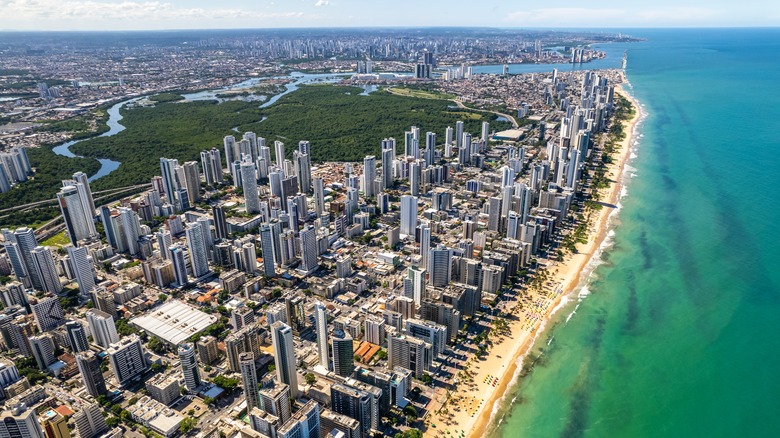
[493,28,780,438]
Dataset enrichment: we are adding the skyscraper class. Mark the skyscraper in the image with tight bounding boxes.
[76,351,107,397]
[30,246,62,294]
[406,266,427,306]
[270,321,298,399]
[58,184,96,245]
[72,171,96,216]
[65,320,89,353]
[159,157,179,205]
[13,228,42,290]
[182,161,201,204]
[276,399,319,438]
[314,302,329,369]
[168,244,188,286]
[400,195,418,237]
[30,334,56,370]
[73,403,108,438]
[186,222,210,278]
[212,203,229,240]
[239,352,261,411]
[0,403,45,438]
[258,224,277,278]
[107,334,147,386]
[331,329,354,377]
[362,155,376,198]
[31,295,65,332]
[86,309,119,348]
[178,342,201,392]
[200,148,223,186]
[428,244,453,288]
[241,161,260,214]
[298,225,318,275]
[419,222,431,270]
[67,246,96,295]
[274,141,285,174]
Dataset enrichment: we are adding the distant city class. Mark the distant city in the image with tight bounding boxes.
[0,28,634,438]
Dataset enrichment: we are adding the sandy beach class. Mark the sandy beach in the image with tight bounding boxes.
[426,84,642,438]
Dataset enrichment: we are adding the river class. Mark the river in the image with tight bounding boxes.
[50,71,360,182]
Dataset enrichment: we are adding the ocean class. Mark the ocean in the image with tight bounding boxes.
[492,28,780,438]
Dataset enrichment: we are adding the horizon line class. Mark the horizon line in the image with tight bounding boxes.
[1,25,779,33]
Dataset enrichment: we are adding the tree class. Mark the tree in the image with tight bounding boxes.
[105,417,120,428]
[420,373,433,385]
[402,405,418,419]
[147,336,166,354]
[304,373,316,385]
[212,375,240,392]
[203,396,215,406]
[403,429,423,438]
[158,293,168,302]
[179,417,197,434]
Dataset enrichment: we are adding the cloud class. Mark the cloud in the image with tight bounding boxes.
[314,0,329,6]
[0,0,304,22]
[505,6,723,26]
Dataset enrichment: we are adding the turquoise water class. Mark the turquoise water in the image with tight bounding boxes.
[493,29,780,438]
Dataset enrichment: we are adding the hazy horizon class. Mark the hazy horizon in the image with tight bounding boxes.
[0,0,778,31]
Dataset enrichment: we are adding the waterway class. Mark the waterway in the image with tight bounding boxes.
[472,42,631,75]
[50,71,356,181]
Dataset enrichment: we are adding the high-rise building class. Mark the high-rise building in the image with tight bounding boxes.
[314,302,329,370]
[30,295,65,332]
[11,228,40,290]
[294,151,312,193]
[58,184,96,245]
[73,403,108,438]
[239,352,261,411]
[298,225,318,275]
[241,161,260,214]
[405,318,448,358]
[40,409,70,438]
[64,321,89,353]
[400,195,418,237]
[276,399,319,438]
[200,148,223,186]
[76,350,107,397]
[258,224,277,278]
[331,329,354,378]
[249,408,280,438]
[270,321,298,399]
[260,383,292,424]
[182,161,201,205]
[168,244,188,286]
[178,342,201,392]
[159,157,179,205]
[231,306,255,330]
[363,316,386,347]
[90,288,117,320]
[107,334,147,386]
[330,383,375,436]
[196,335,219,365]
[0,403,45,438]
[274,141,286,173]
[212,203,229,240]
[116,207,141,256]
[30,334,56,370]
[67,246,96,295]
[313,177,325,216]
[419,222,431,270]
[29,247,60,295]
[186,222,210,279]
[406,266,427,306]
[362,155,376,198]
[224,324,262,373]
[428,244,453,288]
[86,309,119,348]
[388,334,431,378]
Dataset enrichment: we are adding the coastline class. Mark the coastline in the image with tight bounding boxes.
[432,83,642,438]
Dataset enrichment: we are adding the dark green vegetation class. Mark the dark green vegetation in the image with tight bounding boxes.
[71,99,263,191]
[1,84,509,219]
[255,85,510,162]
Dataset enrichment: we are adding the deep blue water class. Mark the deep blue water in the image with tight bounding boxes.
[494,28,780,438]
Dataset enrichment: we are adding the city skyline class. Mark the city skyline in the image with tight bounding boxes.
[0,0,778,31]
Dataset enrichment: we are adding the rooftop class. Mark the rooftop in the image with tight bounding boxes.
[130,300,217,345]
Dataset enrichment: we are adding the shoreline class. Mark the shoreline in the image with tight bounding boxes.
[433,83,643,438]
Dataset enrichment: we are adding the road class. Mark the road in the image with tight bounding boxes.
[452,99,520,129]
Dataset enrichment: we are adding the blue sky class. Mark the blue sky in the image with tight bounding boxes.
[0,0,777,30]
